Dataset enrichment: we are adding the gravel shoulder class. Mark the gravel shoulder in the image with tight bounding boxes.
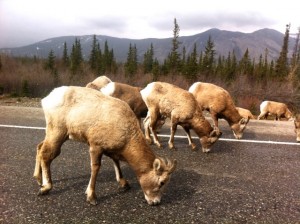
[0,95,42,107]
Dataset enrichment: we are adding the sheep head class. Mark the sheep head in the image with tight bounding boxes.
[200,127,222,153]
[139,158,177,205]
[231,117,250,139]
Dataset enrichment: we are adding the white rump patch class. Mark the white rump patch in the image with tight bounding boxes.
[260,101,269,111]
[140,82,155,100]
[42,86,69,110]
[101,82,115,96]
[188,82,201,94]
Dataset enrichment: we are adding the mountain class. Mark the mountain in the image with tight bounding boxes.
[0,28,296,63]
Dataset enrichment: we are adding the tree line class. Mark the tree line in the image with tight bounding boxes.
[0,19,299,111]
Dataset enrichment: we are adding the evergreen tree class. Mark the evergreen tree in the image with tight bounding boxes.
[62,42,69,66]
[45,49,56,73]
[125,43,138,77]
[168,18,181,76]
[275,24,290,78]
[152,58,160,81]
[239,48,252,75]
[290,27,300,79]
[143,43,154,74]
[202,35,215,75]
[186,43,198,81]
[70,38,83,75]
[89,35,98,71]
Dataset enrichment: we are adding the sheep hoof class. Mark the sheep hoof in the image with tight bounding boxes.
[119,179,130,190]
[87,197,98,205]
[190,143,197,151]
[37,188,49,196]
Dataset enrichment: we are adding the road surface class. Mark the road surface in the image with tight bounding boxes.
[1,106,299,223]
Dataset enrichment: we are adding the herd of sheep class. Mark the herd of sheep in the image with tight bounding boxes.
[33,75,300,206]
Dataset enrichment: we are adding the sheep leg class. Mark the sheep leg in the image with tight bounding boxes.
[148,111,162,148]
[85,146,103,205]
[37,140,62,195]
[182,125,196,150]
[168,121,178,149]
[143,114,152,144]
[257,112,267,120]
[33,141,44,186]
[211,112,219,127]
[112,158,130,189]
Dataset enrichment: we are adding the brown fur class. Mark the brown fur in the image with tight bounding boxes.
[236,107,256,119]
[85,75,112,90]
[141,82,221,152]
[33,86,176,206]
[189,82,249,139]
[258,100,293,121]
[101,82,149,119]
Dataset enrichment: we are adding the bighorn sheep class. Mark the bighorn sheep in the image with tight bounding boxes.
[100,82,149,124]
[189,82,249,139]
[294,114,300,142]
[85,75,112,90]
[140,82,222,152]
[257,100,293,121]
[87,80,165,129]
[33,86,176,206]
[236,107,256,120]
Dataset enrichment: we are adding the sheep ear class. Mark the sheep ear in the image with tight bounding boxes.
[153,158,161,171]
[169,159,177,174]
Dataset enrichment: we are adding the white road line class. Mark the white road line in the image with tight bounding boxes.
[0,124,299,146]
[0,124,46,130]
[156,134,300,146]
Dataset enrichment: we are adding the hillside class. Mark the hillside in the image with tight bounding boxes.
[0,28,296,63]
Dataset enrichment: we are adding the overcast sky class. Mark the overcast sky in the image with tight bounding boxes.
[1,0,299,48]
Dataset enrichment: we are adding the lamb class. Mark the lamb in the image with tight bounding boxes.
[257,100,293,121]
[294,114,300,142]
[189,82,249,139]
[85,75,112,90]
[140,82,222,152]
[33,86,176,206]
[236,107,256,120]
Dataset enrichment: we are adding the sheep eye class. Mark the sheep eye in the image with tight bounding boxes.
[160,181,165,187]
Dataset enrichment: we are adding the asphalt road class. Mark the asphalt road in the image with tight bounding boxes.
[1,106,300,224]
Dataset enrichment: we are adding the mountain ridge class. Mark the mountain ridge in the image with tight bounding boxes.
[0,28,295,63]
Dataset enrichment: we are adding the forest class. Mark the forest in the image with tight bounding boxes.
[0,19,299,115]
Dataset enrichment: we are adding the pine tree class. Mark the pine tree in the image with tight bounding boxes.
[62,42,69,66]
[202,35,215,75]
[70,38,83,75]
[125,43,138,77]
[168,18,181,76]
[89,35,98,71]
[275,24,290,78]
[143,43,154,74]
[186,43,198,81]
[45,49,56,73]
[239,48,252,75]
[290,27,300,79]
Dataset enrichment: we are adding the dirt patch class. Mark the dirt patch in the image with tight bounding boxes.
[0,95,41,108]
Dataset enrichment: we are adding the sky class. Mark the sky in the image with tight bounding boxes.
[0,0,299,48]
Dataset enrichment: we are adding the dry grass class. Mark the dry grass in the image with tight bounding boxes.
[0,55,299,113]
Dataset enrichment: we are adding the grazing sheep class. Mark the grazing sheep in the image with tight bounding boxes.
[85,75,112,90]
[140,82,222,152]
[257,100,293,121]
[100,82,149,124]
[294,114,300,142]
[236,107,256,119]
[189,82,249,139]
[33,86,176,206]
